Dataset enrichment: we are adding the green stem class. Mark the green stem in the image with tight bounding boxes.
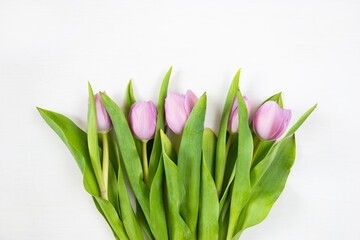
[217,133,233,196]
[142,141,149,185]
[101,133,109,200]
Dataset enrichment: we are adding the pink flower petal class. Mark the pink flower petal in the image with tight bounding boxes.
[184,90,198,116]
[165,93,188,134]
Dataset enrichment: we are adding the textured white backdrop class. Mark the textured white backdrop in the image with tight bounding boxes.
[0,0,359,239]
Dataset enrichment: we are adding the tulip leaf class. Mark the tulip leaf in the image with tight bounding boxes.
[226,90,253,239]
[285,103,317,138]
[161,131,191,240]
[235,135,296,232]
[109,134,144,240]
[215,70,240,195]
[125,79,136,117]
[100,93,152,226]
[148,66,172,186]
[198,155,219,240]
[178,93,207,238]
[125,80,142,157]
[202,128,217,178]
[94,197,130,240]
[218,138,237,220]
[149,154,169,240]
[37,108,129,239]
[87,83,106,197]
[262,92,283,108]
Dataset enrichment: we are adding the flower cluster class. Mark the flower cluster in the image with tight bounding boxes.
[38,68,316,240]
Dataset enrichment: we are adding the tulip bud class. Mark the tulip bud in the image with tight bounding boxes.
[165,90,198,134]
[253,101,291,141]
[227,96,251,133]
[94,92,113,133]
[129,101,157,141]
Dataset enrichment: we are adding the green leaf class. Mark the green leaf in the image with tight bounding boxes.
[87,83,106,197]
[125,79,136,117]
[215,70,240,195]
[149,155,169,240]
[202,128,217,178]
[100,93,151,225]
[37,107,99,196]
[136,201,155,240]
[125,80,142,157]
[161,131,191,240]
[148,66,172,185]
[109,135,144,240]
[94,197,130,240]
[178,93,207,238]
[37,108,129,239]
[262,92,283,107]
[285,103,317,138]
[236,135,296,232]
[219,139,238,212]
[198,156,219,240]
[226,90,253,239]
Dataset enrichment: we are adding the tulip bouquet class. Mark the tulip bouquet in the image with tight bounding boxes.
[37,68,316,240]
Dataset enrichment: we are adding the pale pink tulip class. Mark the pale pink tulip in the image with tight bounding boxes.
[129,101,157,141]
[227,96,251,133]
[165,90,198,134]
[253,101,291,141]
[94,92,112,133]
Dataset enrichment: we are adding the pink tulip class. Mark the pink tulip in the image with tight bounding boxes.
[165,90,198,134]
[253,101,291,141]
[129,101,157,141]
[94,92,112,133]
[227,96,251,133]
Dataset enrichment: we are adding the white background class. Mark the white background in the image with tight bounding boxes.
[0,0,359,239]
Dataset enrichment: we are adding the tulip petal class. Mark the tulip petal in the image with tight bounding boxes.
[129,101,157,141]
[243,96,251,119]
[165,93,188,134]
[268,109,291,141]
[94,93,112,133]
[253,101,283,141]
[184,90,198,116]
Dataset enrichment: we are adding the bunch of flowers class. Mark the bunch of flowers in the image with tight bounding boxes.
[37,68,316,240]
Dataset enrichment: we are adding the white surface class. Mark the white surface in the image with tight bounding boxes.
[0,0,359,239]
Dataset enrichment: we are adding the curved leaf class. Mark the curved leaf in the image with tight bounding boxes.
[161,130,190,240]
[227,90,253,239]
[100,93,151,226]
[202,128,217,178]
[148,66,172,186]
[178,93,207,238]
[236,135,296,232]
[198,156,219,240]
[215,70,240,195]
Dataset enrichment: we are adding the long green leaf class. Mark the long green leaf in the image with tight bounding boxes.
[87,83,106,197]
[109,135,144,240]
[202,128,217,178]
[125,80,142,157]
[198,155,219,240]
[226,90,253,239]
[285,103,317,138]
[215,70,240,195]
[148,66,172,186]
[161,130,191,240]
[178,93,207,238]
[236,135,296,232]
[37,108,129,239]
[100,93,151,225]
[149,155,168,240]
